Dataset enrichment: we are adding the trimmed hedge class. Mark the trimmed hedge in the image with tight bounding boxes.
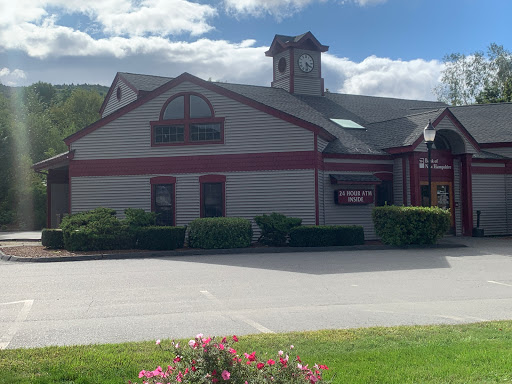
[60,207,135,251]
[41,229,64,249]
[372,205,451,246]
[136,226,186,250]
[289,225,365,247]
[188,217,253,249]
[254,212,302,246]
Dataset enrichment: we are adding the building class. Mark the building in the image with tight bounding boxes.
[33,32,512,239]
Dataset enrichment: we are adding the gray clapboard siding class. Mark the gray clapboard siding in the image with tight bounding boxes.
[323,173,377,240]
[393,158,404,206]
[226,169,316,238]
[293,77,323,96]
[317,137,329,153]
[453,158,462,236]
[506,174,512,234]
[72,82,313,160]
[318,168,325,225]
[71,175,150,217]
[273,50,291,92]
[71,170,316,239]
[472,174,508,235]
[102,78,138,118]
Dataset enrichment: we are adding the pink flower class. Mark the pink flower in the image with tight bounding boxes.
[221,370,231,380]
[188,339,196,348]
[196,333,203,339]
[222,337,227,343]
[278,350,284,356]
[257,362,265,370]
[156,339,161,345]
[218,343,225,350]
[267,359,276,365]
[232,335,238,342]
[229,348,237,354]
[290,345,294,349]
[139,370,146,378]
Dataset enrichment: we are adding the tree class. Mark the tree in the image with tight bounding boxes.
[434,44,512,105]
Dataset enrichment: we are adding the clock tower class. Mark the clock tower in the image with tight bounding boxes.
[265,32,329,96]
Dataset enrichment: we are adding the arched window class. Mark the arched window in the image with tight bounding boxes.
[151,93,224,146]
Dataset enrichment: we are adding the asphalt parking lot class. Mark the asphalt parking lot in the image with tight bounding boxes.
[1,236,511,349]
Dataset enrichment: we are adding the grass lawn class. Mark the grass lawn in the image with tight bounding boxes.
[1,321,512,383]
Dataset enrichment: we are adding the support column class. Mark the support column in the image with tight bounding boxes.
[460,154,473,236]
[408,152,421,206]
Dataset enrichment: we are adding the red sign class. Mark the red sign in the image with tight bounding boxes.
[418,150,453,177]
[335,189,374,205]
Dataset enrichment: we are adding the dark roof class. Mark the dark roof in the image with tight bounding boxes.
[448,103,512,144]
[32,151,73,171]
[119,72,172,92]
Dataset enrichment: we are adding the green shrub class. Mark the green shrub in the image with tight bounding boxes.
[41,228,64,249]
[254,212,302,246]
[372,205,451,246]
[188,217,253,249]
[60,207,135,251]
[289,225,365,247]
[136,226,186,250]
[124,208,157,228]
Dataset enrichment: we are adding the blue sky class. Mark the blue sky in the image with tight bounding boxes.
[1,0,511,100]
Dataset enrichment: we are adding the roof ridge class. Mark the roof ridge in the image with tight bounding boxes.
[449,102,512,108]
[368,108,443,125]
[327,91,447,104]
[119,72,172,79]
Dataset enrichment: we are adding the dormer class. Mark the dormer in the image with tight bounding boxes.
[265,32,329,96]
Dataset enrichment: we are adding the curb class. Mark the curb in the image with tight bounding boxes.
[0,242,467,263]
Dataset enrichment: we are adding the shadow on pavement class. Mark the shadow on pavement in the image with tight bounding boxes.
[157,245,492,275]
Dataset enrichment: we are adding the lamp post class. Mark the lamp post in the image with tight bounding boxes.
[423,119,436,207]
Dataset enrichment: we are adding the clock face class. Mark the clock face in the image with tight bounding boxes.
[298,54,314,73]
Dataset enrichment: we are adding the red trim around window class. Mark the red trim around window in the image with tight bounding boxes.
[150,176,176,226]
[152,92,224,147]
[199,175,226,218]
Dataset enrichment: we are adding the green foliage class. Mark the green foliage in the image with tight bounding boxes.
[254,212,302,246]
[289,225,365,247]
[41,228,64,249]
[372,206,451,246]
[60,207,134,251]
[435,43,512,105]
[0,82,106,229]
[124,208,157,228]
[136,226,186,250]
[188,217,253,249]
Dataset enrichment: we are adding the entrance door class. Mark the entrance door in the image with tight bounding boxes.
[421,182,455,230]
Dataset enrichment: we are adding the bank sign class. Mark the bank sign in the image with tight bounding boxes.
[335,189,374,205]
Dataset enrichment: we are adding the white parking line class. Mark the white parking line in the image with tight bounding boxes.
[488,280,512,287]
[0,300,34,350]
[200,290,274,334]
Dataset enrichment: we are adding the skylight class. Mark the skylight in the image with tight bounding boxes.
[330,118,366,130]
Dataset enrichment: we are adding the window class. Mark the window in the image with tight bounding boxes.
[151,93,224,146]
[151,177,176,226]
[200,175,226,218]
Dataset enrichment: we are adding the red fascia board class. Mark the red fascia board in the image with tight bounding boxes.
[69,151,317,177]
[65,72,335,145]
[385,145,415,155]
[199,174,226,183]
[150,176,177,184]
[480,142,512,148]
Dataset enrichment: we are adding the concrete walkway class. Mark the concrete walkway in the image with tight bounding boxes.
[0,231,41,241]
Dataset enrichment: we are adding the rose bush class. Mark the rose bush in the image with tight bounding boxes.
[129,334,329,384]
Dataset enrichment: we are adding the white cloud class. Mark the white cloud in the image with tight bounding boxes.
[322,54,443,101]
[0,0,217,37]
[223,0,386,17]
[0,68,27,86]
